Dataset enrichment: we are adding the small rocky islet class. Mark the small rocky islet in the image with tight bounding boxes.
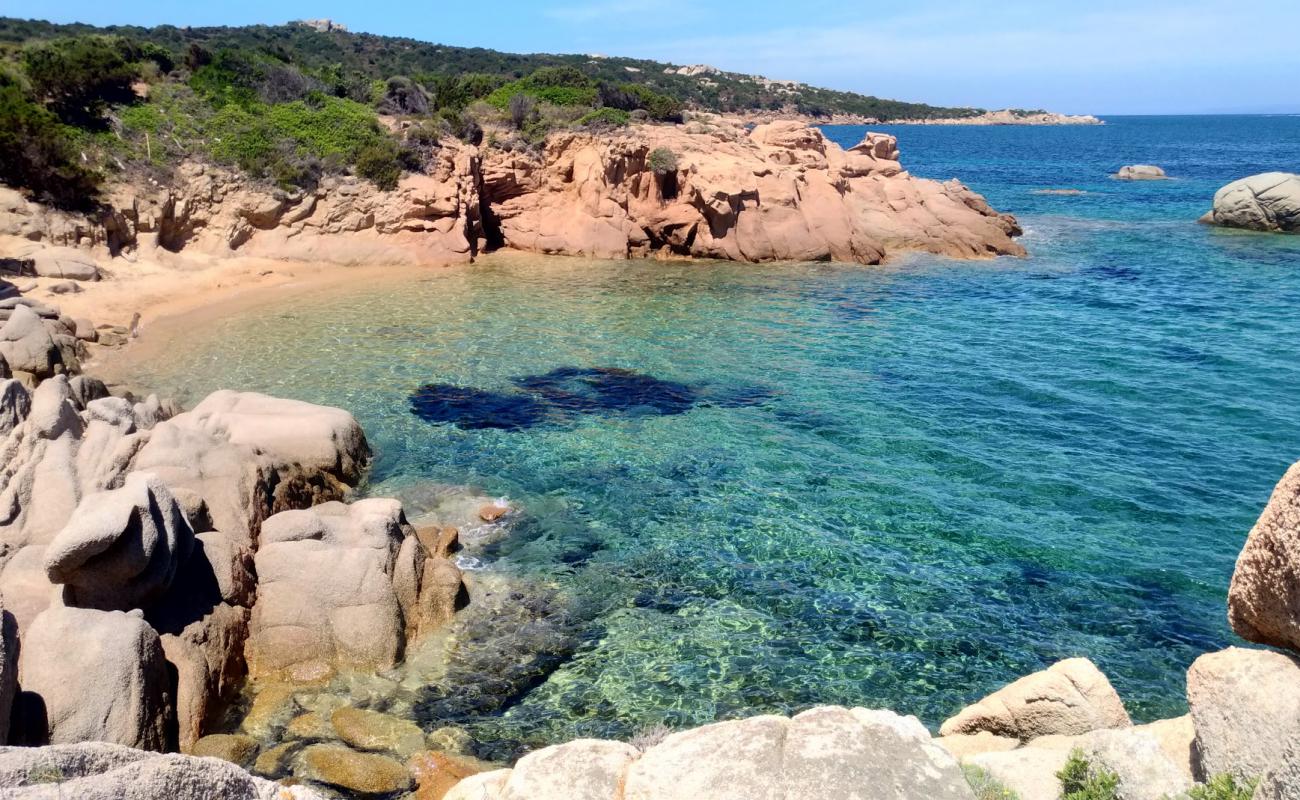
[0,48,1298,800]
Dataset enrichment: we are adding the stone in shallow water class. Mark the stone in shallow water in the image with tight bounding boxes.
[298,743,413,795]
[191,733,259,767]
[331,706,426,757]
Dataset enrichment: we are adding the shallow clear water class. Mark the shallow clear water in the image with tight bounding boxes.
[118,115,1300,757]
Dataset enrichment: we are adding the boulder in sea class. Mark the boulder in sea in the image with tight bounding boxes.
[1228,460,1300,653]
[938,657,1132,740]
[330,706,425,757]
[15,607,170,750]
[190,733,260,767]
[1200,172,1300,233]
[1185,647,1300,782]
[1114,164,1168,180]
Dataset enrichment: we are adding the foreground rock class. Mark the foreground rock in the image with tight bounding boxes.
[447,706,974,800]
[1200,172,1300,233]
[16,607,169,749]
[1114,165,1167,181]
[939,657,1131,740]
[1257,729,1300,799]
[0,742,325,799]
[1229,460,1300,651]
[1185,647,1300,781]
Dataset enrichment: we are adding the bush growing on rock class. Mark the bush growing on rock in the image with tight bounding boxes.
[508,92,537,131]
[648,146,679,175]
[1187,774,1259,800]
[354,139,403,190]
[962,764,1021,800]
[1057,749,1121,800]
[577,107,630,129]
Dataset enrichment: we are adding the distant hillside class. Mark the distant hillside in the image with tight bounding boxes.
[0,17,988,121]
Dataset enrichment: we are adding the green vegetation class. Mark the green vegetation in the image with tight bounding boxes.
[962,764,1021,800]
[0,15,1016,204]
[577,107,630,129]
[1185,774,1258,800]
[647,147,679,175]
[1058,750,1122,800]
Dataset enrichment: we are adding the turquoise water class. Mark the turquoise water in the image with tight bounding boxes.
[122,116,1300,758]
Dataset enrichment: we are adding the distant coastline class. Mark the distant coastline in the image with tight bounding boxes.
[740,109,1102,127]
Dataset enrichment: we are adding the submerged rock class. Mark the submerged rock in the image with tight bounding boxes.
[298,743,414,795]
[1201,172,1300,233]
[330,707,425,757]
[190,733,259,767]
[939,658,1131,740]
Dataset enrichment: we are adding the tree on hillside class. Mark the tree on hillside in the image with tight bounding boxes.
[21,35,142,126]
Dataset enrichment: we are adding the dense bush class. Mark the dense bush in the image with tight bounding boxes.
[577,107,629,128]
[508,92,536,130]
[1057,750,1121,800]
[354,139,402,190]
[647,147,678,175]
[21,35,142,126]
[486,66,598,110]
[0,70,100,208]
[376,75,428,115]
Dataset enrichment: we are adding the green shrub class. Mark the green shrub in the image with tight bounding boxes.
[577,107,629,128]
[354,139,402,190]
[0,71,100,209]
[1186,774,1258,800]
[21,35,142,126]
[1058,749,1121,800]
[485,66,598,110]
[962,764,1021,800]
[647,146,678,175]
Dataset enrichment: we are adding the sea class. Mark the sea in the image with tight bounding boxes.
[115,115,1300,758]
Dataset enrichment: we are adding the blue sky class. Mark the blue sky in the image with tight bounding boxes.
[8,0,1300,115]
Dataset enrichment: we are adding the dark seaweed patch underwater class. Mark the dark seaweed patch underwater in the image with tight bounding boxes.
[409,367,774,430]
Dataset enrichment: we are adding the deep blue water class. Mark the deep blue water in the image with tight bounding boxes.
[123,115,1300,757]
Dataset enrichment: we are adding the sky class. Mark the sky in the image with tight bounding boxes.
[7,0,1300,115]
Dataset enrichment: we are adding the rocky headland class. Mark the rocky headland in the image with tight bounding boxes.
[888,110,1103,126]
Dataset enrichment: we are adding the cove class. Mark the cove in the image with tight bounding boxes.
[108,116,1300,759]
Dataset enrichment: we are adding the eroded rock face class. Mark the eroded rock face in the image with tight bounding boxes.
[485,122,1024,265]
[939,658,1132,740]
[1201,172,1300,233]
[1257,728,1300,800]
[1229,461,1300,653]
[16,607,170,750]
[449,706,973,800]
[1186,647,1300,782]
[43,472,195,611]
[2,122,1023,270]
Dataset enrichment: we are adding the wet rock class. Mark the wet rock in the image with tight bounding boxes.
[331,707,425,757]
[240,683,300,740]
[298,743,414,795]
[192,733,259,767]
[478,503,509,523]
[252,740,298,777]
[409,750,486,800]
[1186,647,1300,782]
[16,607,169,750]
[939,658,1131,740]
[287,712,335,741]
